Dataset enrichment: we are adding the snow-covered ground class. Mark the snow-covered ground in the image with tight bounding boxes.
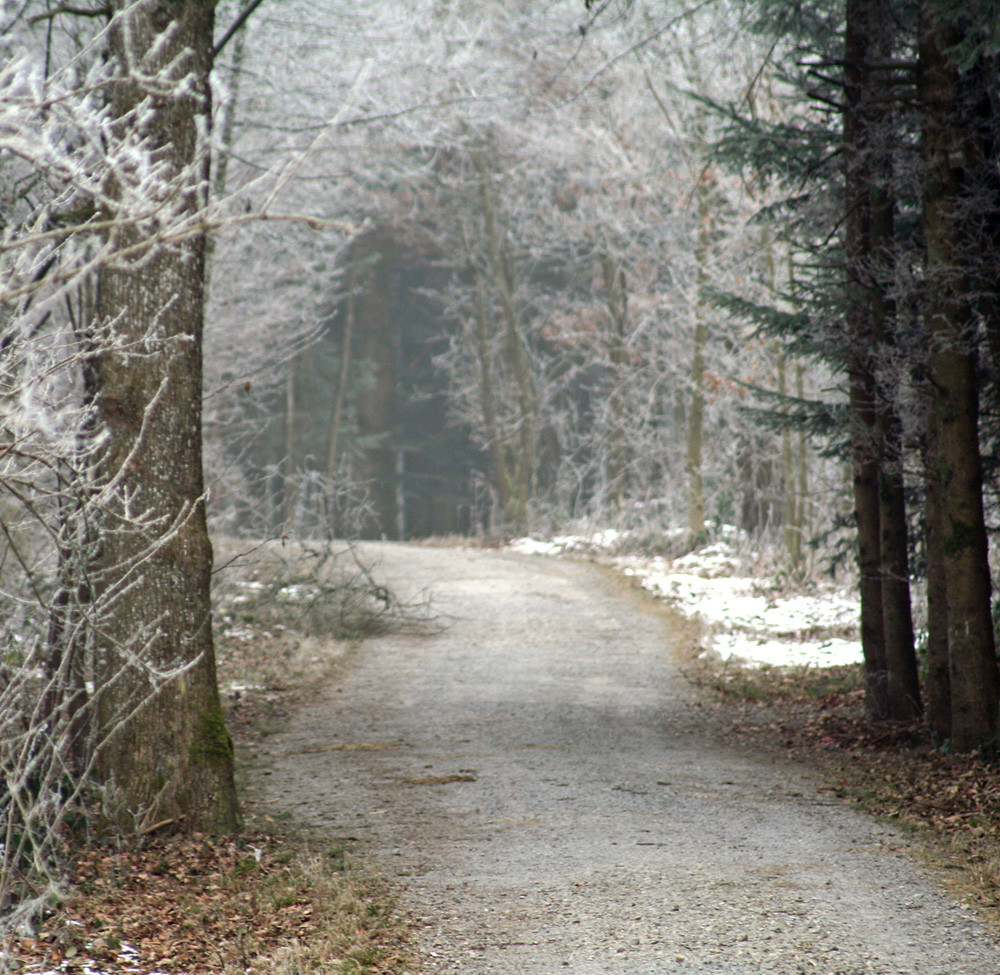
[508,531,863,669]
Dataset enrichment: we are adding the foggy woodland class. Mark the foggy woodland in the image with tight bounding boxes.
[2,0,1000,948]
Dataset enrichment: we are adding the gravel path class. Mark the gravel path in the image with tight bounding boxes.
[254,542,1000,974]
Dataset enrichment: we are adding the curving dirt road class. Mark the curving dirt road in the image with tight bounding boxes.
[254,543,999,974]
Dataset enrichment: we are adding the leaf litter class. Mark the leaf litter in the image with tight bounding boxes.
[9,832,411,975]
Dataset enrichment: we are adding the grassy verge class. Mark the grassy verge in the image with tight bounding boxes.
[10,833,412,975]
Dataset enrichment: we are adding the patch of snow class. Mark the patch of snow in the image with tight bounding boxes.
[509,532,863,669]
[509,537,566,556]
[509,531,628,556]
[709,633,862,669]
[633,568,858,636]
[30,939,168,975]
[671,542,742,577]
[278,584,312,601]
[221,625,271,641]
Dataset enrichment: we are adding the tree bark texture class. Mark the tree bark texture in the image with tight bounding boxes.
[778,353,796,564]
[919,4,999,750]
[795,364,808,561]
[686,171,711,537]
[844,0,889,718]
[282,361,299,525]
[468,269,515,524]
[956,51,1000,380]
[877,402,921,720]
[352,236,398,538]
[94,0,239,833]
[323,256,356,534]
[922,397,953,741]
[326,258,357,484]
[474,153,537,530]
[602,255,629,510]
[868,70,921,721]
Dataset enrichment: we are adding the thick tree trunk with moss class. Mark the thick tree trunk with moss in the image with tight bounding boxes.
[920,5,999,750]
[93,0,239,834]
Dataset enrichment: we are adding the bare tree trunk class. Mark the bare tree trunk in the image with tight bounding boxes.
[869,57,921,722]
[923,396,952,741]
[468,269,515,522]
[211,1,249,199]
[687,172,711,536]
[920,5,999,750]
[323,258,357,534]
[602,254,628,510]
[282,361,298,526]
[845,0,889,718]
[43,279,98,775]
[686,313,707,536]
[351,235,397,538]
[762,235,799,565]
[473,150,537,530]
[777,353,800,566]
[958,53,1000,382]
[93,0,239,834]
[788,257,809,567]
[844,0,925,723]
[794,363,809,565]
[43,533,91,778]
[878,402,921,719]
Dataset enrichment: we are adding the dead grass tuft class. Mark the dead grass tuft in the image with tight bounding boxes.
[10,833,413,974]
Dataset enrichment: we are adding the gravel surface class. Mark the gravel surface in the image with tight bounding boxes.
[253,542,1000,974]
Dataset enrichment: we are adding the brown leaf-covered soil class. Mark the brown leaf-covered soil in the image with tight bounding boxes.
[9,832,408,975]
[9,541,414,975]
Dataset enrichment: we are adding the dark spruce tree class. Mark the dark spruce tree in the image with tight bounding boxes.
[707,0,1000,744]
[707,0,921,721]
[918,0,1000,750]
